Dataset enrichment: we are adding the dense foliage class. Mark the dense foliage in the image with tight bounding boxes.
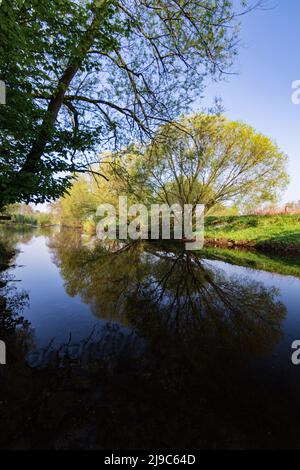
[129,114,289,211]
[0,0,249,209]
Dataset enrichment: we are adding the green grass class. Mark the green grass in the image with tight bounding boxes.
[205,214,300,249]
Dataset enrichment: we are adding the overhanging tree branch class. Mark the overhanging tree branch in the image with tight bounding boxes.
[20,1,111,174]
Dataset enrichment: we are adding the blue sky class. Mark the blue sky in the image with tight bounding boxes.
[199,0,300,204]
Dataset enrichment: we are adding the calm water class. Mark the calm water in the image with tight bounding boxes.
[4,226,300,355]
[2,225,300,448]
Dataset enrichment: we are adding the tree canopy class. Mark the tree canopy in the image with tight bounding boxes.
[0,0,257,209]
[117,114,289,212]
[52,113,288,227]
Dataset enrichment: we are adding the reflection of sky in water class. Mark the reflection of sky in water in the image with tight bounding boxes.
[7,230,300,376]
[2,227,300,449]
[204,258,300,382]
[204,258,300,340]
[10,235,105,348]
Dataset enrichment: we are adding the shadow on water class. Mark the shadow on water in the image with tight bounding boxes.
[0,226,300,449]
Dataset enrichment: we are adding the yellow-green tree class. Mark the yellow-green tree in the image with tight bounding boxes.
[59,176,98,225]
[123,114,289,212]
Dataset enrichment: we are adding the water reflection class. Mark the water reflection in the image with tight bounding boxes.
[0,227,35,363]
[48,230,286,367]
[45,231,300,449]
[0,281,33,364]
[2,226,300,450]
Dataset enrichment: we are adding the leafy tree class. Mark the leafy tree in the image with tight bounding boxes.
[53,149,150,225]
[59,176,98,224]
[7,203,35,216]
[0,0,258,209]
[122,114,289,212]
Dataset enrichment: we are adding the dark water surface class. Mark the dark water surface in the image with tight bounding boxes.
[1,225,300,449]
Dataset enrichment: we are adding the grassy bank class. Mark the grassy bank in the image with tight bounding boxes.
[205,214,300,254]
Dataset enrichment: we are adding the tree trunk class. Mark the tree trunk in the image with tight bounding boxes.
[20,3,108,174]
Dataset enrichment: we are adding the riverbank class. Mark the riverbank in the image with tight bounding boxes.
[205,214,300,255]
[2,213,300,257]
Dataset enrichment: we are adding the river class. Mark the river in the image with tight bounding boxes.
[1,224,300,448]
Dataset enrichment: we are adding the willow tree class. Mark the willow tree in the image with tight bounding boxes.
[0,0,259,209]
[120,114,289,212]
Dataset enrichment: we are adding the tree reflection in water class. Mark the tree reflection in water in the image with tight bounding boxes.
[39,230,299,449]
[0,228,34,364]
[1,227,298,449]
[49,230,285,366]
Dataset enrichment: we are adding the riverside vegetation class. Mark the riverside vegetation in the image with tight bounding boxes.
[205,214,300,254]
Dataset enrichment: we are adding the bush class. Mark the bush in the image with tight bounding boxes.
[35,213,53,226]
[11,214,38,225]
